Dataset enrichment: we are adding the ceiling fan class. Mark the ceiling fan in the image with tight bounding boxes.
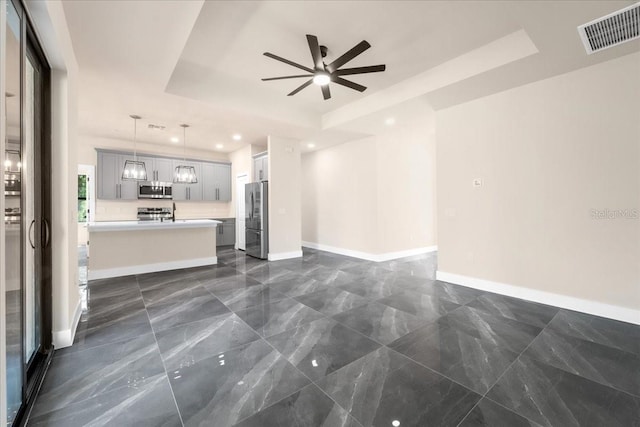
[262,34,386,100]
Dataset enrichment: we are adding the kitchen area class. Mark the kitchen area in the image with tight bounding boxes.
[82,121,271,281]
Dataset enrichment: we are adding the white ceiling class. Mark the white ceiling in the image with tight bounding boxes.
[61,0,640,153]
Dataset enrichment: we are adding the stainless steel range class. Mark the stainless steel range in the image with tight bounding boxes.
[137,207,172,221]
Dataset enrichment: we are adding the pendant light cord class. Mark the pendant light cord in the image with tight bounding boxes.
[130,114,141,161]
[133,117,137,161]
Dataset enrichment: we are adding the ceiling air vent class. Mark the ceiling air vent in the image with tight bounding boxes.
[578,2,640,54]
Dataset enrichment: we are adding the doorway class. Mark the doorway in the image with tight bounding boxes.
[236,174,248,250]
[3,1,53,425]
[77,165,95,286]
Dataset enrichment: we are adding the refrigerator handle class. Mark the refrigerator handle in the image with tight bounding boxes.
[250,192,254,220]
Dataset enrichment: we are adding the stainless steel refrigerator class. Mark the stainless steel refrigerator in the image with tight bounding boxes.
[245,181,268,259]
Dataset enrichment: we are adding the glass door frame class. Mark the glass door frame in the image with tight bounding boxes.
[5,0,53,425]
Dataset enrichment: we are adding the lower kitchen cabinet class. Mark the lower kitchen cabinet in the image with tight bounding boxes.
[214,218,236,246]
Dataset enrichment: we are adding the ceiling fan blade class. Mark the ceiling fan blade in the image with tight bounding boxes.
[306,34,324,71]
[264,52,314,73]
[321,85,331,100]
[333,77,367,92]
[326,40,371,73]
[333,64,386,76]
[262,74,312,81]
[287,79,313,96]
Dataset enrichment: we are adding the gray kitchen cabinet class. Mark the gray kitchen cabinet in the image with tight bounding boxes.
[138,156,173,182]
[253,154,268,182]
[202,163,216,201]
[215,163,231,201]
[202,163,231,202]
[97,152,137,200]
[172,160,202,201]
[97,150,231,202]
[215,218,235,246]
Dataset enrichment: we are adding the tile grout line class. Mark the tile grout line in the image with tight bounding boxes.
[222,307,358,426]
[136,275,186,427]
[209,272,369,427]
[509,310,640,401]
[453,310,563,427]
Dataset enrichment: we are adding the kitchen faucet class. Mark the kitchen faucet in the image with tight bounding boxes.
[172,202,176,222]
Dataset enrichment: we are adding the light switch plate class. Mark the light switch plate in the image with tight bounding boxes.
[473,178,483,187]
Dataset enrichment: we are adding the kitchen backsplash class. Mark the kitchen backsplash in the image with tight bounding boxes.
[94,199,233,221]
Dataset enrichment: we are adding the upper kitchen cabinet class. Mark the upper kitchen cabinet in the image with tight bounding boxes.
[172,160,203,201]
[97,150,232,202]
[253,153,268,182]
[138,156,173,182]
[202,162,231,202]
[97,151,138,200]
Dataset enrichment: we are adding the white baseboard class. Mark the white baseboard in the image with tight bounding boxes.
[301,241,438,262]
[88,257,217,281]
[437,271,640,326]
[268,250,303,261]
[53,297,83,349]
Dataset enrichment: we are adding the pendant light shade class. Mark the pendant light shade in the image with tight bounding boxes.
[174,124,198,183]
[122,115,148,181]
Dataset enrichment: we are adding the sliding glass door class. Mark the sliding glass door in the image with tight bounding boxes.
[4,0,52,424]
[5,1,24,422]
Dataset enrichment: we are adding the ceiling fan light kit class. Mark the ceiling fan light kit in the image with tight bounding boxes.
[312,72,331,86]
[262,34,386,100]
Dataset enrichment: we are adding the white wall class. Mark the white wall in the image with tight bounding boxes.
[302,137,379,254]
[229,144,258,218]
[436,52,640,323]
[268,136,302,259]
[26,0,82,348]
[301,115,438,259]
[376,116,437,253]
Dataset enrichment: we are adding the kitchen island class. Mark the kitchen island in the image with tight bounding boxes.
[87,219,220,280]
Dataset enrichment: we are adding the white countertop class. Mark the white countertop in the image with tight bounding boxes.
[88,219,220,232]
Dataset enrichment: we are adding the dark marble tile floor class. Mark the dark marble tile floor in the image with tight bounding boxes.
[29,247,640,426]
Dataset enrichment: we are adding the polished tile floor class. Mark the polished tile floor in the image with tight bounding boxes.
[30,247,640,426]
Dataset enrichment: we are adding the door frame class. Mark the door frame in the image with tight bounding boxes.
[4,1,53,425]
[235,173,248,250]
[77,164,95,223]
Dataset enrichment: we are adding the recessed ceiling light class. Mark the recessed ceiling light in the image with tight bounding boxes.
[385,117,396,126]
[307,143,315,148]
[170,137,179,143]
[216,144,224,149]
[232,134,242,141]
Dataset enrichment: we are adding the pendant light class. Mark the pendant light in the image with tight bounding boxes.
[173,124,197,183]
[121,114,148,181]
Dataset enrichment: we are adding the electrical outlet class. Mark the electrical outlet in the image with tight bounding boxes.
[473,178,483,188]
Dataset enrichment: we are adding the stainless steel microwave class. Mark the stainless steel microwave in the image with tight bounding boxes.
[138,183,172,199]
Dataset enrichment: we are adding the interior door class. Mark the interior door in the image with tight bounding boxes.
[236,174,248,250]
